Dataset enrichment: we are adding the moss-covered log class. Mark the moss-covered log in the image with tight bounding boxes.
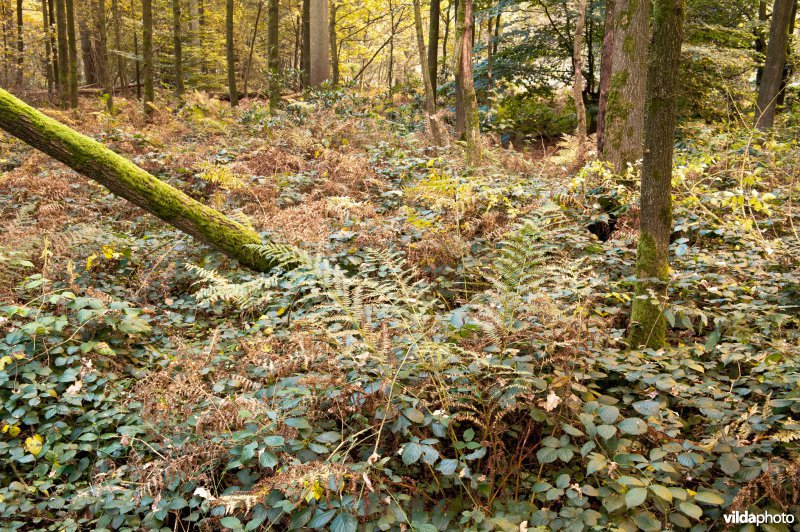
[0,88,277,273]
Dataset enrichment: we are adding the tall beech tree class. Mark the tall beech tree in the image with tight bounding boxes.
[98,0,114,110]
[0,88,278,273]
[54,0,69,107]
[572,0,588,162]
[142,0,154,115]
[428,0,440,97]
[629,0,685,349]
[453,0,481,164]
[66,0,78,108]
[226,0,238,106]
[603,0,650,174]
[309,0,329,86]
[15,0,21,86]
[412,0,446,145]
[267,0,280,109]
[173,0,185,96]
[596,0,615,153]
[755,0,794,130]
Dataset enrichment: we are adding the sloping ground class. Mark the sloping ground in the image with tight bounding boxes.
[0,93,798,531]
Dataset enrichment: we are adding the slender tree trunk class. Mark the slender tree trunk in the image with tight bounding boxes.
[142,0,154,115]
[413,0,446,145]
[49,0,60,95]
[15,0,22,87]
[132,0,141,99]
[309,0,330,86]
[486,16,493,98]
[628,0,685,350]
[756,0,794,129]
[79,21,97,85]
[226,0,238,106]
[98,0,114,110]
[756,0,768,86]
[596,0,615,153]
[428,0,440,97]
[42,0,55,97]
[112,0,126,95]
[268,0,280,109]
[454,0,481,163]
[442,0,451,72]
[388,0,395,92]
[602,0,650,174]
[776,0,797,105]
[301,0,310,86]
[66,0,78,108]
[329,0,339,86]
[172,0,184,96]
[55,0,69,107]
[0,88,279,274]
[243,1,263,98]
[573,0,588,162]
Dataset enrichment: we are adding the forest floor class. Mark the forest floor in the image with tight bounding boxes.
[0,91,799,531]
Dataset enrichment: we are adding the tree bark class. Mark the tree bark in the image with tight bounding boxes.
[0,88,278,274]
[596,0,615,153]
[172,0,184,96]
[226,0,238,106]
[54,0,69,107]
[48,0,60,95]
[573,0,588,163]
[428,0,440,98]
[628,0,685,350]
[79,21,97,86]
[301,0,310,87]
[66,0,78,108]
[267,0,280,109]
[243,1,264,99]
[329,0,339,86]
[486,15,493,97]
[603,0,650,174]
[454,0,481,164]
[413,0,446,145]
[776,0,797,106]
[15,0,22,87]
[756,0,794,128]
[309,0,329,86]
[112,0,126,95]
[98,0,114,110]
[42,0,55,97]
[142,0,154,114]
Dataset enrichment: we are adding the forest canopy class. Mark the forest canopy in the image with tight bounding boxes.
[0,0,799,530]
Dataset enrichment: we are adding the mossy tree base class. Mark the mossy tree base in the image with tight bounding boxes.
[0,88,277,273]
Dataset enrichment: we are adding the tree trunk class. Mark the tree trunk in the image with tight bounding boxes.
[454,0,481,164]
[42,0,55,97]
[596,0,615,153]
[0,88,278,274]
[190,0,200,47]
[267,0,280,109]
[112,0,126,95]
[628,0,685,350]
[309,0,329,86]
[413,0,446,145]
[486,16,493,98]
[55,0,69,107]
[133,0,141,99]
[776,0,797,106]
[756,0,768,86]
[98,0,114,110]
[573,0,588,163]
[79,21,97,86]
[226,0,238,106]
[441,0,451,72]
[301,0,310,87]
[602,0,650,174]
[142,0,154,114]
[243,1,262,98]
[66,0,78,108]
[172,0,184,96]
[387,0,395,92]
[329,0,339,86]
[756,0,794,129]
[48,0,60,95]
[15,0,22,87]
[428,0,440,98]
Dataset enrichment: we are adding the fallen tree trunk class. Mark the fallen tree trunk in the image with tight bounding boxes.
[0,88,276,273]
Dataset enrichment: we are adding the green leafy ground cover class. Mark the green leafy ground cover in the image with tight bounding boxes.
[0,93,799,530]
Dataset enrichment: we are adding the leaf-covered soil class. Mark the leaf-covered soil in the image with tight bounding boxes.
[1,92,799,531]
